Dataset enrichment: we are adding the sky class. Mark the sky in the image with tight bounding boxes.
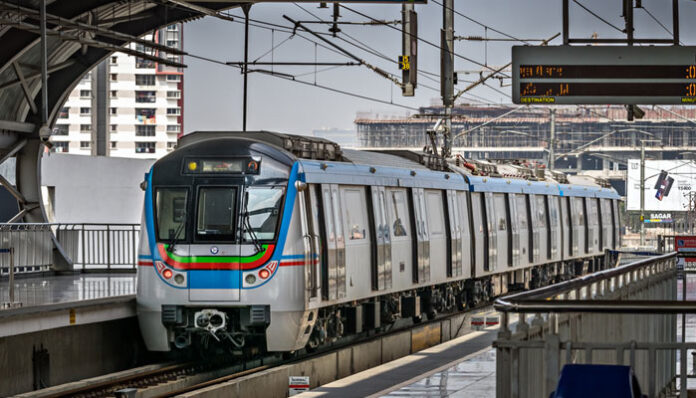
[182,0,696,135]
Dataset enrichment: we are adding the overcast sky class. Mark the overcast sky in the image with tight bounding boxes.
[182,0,696,135]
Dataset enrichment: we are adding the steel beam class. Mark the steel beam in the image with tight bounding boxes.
[0,174,27,205]
[0,60,74,92]
[11,63,38,115]
[0,121,35,134]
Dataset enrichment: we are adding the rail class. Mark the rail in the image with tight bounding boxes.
[494,252,683,398]
[0,223,140,275]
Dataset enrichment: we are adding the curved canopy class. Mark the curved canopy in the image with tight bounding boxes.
[0,0,242,224]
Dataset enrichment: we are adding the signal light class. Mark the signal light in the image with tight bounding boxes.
[163,269,173,279]
[259,269,270,279]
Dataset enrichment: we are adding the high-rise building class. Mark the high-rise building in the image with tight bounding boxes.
[51,24,184,158]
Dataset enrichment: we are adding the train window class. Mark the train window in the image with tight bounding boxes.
[426,191,444,236]
[494,194,507,231]
[534,195,547,229]
[243,187,284,241]
[573,198,585,226]
[155,188,188,241]
[196,187,237,241]
[387,189,409,238]
[342,188,368,240]
[587,200,599,226]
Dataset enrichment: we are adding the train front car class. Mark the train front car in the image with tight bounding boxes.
[137,132,314,354]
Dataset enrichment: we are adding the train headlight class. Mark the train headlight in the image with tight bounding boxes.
[163,269,173,279]
[187,161,198,171]
[259,269,270,279]
[245,274,256,284]
[174,274,185,284]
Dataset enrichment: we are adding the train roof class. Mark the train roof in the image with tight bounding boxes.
[177,131,619,199]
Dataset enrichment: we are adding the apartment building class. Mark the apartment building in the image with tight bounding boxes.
[51,24,183,158]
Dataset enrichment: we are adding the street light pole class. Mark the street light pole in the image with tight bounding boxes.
[640,140,645,247]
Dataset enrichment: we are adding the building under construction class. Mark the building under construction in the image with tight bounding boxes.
[355,105,696,191]
[356,105,696,234]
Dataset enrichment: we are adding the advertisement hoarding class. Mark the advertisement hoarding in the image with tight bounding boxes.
[626,159,696,212]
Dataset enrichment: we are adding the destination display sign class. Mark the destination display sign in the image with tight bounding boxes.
[512,46,696,105]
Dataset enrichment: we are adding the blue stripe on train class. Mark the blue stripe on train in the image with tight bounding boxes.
[189,270,241,289]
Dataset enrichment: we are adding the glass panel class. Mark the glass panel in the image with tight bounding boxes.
[156,188,188,241]
[196,187,237,240]
[243,187,284,241]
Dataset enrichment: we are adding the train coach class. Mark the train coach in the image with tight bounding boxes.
[136,131,620,354]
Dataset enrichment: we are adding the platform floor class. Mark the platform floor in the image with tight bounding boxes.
[0,272,135,308]
[299,323,501,398]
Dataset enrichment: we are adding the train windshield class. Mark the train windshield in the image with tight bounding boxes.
[196,187,238,241]
[243,187,284,241]
[156,188,188,241]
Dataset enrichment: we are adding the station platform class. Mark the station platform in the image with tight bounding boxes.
[0,272,136,337]
[298,321,503,398]
[0,273,139,396]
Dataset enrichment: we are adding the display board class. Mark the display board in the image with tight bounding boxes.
[626,159,696,211]
[512,46,696,104]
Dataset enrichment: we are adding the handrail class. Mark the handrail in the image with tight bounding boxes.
[495,252,676,305]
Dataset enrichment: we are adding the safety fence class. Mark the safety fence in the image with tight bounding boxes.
[0,223,140,276]
[494,252,688,398]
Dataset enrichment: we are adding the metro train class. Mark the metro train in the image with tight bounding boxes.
[136,131,621,354]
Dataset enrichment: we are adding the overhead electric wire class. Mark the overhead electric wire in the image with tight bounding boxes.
[186,52,419,111]
[292,3,442,85]
[430,0,532,45]
[640,5,682,44]
[571,0,625,34]
[339,4,511,78]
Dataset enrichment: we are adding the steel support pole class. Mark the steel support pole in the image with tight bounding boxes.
[441,0,454,157]
[39,0,48,129]
[242,5,251,132]
[673,0,679,46]
[562,0,569,45]
[640,142,645,247]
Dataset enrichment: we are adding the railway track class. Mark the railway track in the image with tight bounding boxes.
[21,302,495,398]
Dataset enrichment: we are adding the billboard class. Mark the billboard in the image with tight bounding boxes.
[626,159,696,211]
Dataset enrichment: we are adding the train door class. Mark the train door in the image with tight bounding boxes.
[514,194,529,269]
[446,190,462,277]
[470,192,485,277]
[548,196,560,261]
[411,188,430,283]
[565,197,574,257]
[320,184,346,301]
[612,199,620,248]
[525,194,534,264]
[484,193,498,272]
[301,184,322,302]
[386,188,412,289]
[341,186,371,298]
[370,186,392,291]
[529,195,540,264]
[600,199,612,251]
[457,191,472,279]
[505,193,514,268]
[425,190,446,281]
[493,193,508,271]
[586,198,599,253]
[572,197,586,255]
[509,194,519,268]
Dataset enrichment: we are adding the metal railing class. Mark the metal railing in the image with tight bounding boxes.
[494,252,687,398]
[0,223,140,275]
[56,224,140,270]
